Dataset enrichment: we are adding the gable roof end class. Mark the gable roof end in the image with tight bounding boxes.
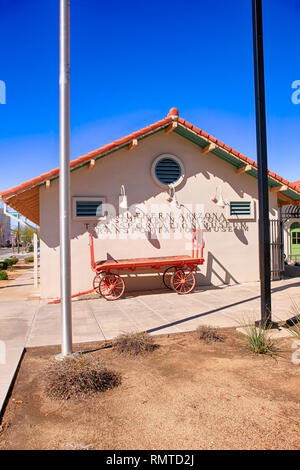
[1,107,300,225]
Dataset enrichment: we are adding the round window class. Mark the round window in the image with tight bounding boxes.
[151,155,184,188]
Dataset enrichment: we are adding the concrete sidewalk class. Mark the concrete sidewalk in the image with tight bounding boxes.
[0,269,40,415]
[0,267,40,302]
[0,300,39,411]
[27,276,300,346]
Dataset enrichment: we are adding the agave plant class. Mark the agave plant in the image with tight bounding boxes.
[241,318,276,355]
[286,299,300,341]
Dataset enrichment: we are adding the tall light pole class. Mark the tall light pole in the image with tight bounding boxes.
[252,0,272,326]
[57,0,72,358]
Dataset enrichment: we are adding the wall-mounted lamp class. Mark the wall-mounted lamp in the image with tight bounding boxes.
[119,185,128,211]
[167,185,181,210]
[212,186,226,208]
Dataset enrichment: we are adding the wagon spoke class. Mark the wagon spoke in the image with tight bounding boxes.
[173,280,183,288]
[93,271,106,294]
[171,269,196,295]
[162,266,178,290]
[99,274,125,300]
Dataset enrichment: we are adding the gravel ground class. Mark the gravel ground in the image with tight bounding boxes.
[0,329,299,450]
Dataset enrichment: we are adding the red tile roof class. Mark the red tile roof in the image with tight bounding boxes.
[1,108,299,225]
[292,180,300,188]
[0,115,173,201]
[176,115,297,190]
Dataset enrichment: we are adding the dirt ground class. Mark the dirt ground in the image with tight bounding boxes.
[0,329,299,450]
[0,261,32,288]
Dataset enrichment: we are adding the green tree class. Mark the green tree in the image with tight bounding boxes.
[19,226,40,247]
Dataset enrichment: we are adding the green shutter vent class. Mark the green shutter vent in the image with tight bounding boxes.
[230,201,251,216]
[155,157,182,185]
[76,200,103,218]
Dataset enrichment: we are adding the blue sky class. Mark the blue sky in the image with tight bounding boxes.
[0,0,299,193]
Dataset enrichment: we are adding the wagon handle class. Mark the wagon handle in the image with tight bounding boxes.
[192,229,205,259]
[89,233,96,269]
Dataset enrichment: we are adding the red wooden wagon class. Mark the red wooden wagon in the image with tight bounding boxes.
[49,229,205,304]
[90,229,205,300]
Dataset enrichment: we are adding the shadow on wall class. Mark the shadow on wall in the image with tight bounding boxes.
[44,160,185,250]
[204,251,239,285]
[234,227,249,245]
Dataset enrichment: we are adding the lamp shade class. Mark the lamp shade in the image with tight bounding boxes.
[119,185,128,211]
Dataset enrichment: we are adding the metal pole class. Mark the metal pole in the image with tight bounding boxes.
[279,206,285,278]
[33,231,38,288]
[252,0,272,325]
[58,0,72,357]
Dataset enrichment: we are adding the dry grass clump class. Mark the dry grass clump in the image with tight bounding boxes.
[113,331,158,356]
[195,325,225,343]
[43,355,121,400]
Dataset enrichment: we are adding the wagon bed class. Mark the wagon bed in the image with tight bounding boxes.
[49,229,205,303]
[94,254,204,271]
[90,230,205,300]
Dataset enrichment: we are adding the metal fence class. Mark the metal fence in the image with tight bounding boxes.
[270,219,284,281]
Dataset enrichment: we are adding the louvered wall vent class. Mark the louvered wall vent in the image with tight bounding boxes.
[154,157,182,185]
[230,201,252,216]
[73,197,105,220]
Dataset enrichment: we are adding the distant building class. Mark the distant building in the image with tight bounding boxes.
[0,206,11,246]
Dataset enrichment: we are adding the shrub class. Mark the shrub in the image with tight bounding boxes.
[28,245,34,253]
[113,331,158,356]
[4,257,18,266]
[0,261,8,270]
[3,258,14,267]
[0,271,8,281]
[24,256,34,264]
[242,321,276,355]
[195,325,224,343]
[43,355,121,400]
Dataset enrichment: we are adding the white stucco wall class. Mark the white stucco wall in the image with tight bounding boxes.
[40,131,279,298]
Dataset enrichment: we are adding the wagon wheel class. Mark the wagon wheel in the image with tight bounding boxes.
[99,273,125,301]
[163,266,179,290]
[93,271,105,293]
[170,269,196,295]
